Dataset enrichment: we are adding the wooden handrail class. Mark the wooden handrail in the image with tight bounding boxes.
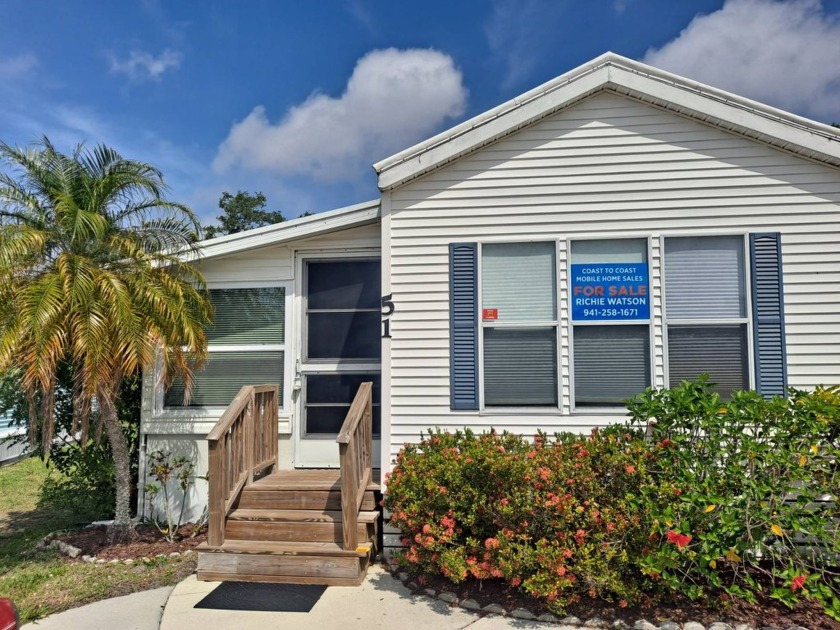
[207,383,279,547]
[336,382,373,551]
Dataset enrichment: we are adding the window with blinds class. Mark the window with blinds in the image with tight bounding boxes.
[165,287,286,408]
[664,236,749,398]
[570,239,651,407]
[481,242,558,407]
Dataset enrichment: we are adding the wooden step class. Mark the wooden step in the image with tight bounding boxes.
[237,488,378,511]
[197,540,373,586]
[225,509,378,543]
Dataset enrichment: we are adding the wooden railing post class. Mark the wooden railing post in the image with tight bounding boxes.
[207,439,224,546]
[337,382,373,551]
[245,390,255,486]
[340,439,360,551]
[206,383,280,549]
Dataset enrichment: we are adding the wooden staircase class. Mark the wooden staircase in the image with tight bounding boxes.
[196,383,379,586]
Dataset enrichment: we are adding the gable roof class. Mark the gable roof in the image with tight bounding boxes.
[188,199,380,261]
[374,52,840,191]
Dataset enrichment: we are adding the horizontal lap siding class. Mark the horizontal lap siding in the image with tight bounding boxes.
[386,91,840,465]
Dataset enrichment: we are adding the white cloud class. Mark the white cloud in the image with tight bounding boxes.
[0,53,37,80]
[108,49,182,81]
[213,48,468,181]
[643,0,840,121]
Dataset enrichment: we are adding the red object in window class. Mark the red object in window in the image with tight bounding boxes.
[482,308,498,321]
[0,598,18,630]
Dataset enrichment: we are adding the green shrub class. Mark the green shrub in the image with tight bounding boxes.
[36,372,141,521]
[626,377,840,619]
[384,427,655,611]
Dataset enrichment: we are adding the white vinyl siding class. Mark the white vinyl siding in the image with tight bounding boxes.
[385,90,840,465]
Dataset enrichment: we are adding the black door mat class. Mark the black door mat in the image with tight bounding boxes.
[195,582,327,613]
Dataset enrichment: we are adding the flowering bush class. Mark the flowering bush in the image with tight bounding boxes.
[626,377,840,619]
[384,427,655,611]
[385,379,840,619]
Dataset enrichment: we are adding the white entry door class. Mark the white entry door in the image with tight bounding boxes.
[294,257,381,468]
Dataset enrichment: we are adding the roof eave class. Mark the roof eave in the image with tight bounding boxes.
[375,53,840,191]
[184,199,381,262]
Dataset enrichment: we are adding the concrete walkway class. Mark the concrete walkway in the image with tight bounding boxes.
[161,566,562,630]
[22,567,577,630]
[22,586,174,630]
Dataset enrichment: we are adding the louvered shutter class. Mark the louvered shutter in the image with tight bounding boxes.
[450,243,479,410]
[750,233,788,398]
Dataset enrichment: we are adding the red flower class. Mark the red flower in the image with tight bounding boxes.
[666,530,692,550]
[484,537,500,550]
[625,465,636,474]
[791,575,807,591]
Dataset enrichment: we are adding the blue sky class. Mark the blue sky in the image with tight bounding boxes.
[1,0,839,227]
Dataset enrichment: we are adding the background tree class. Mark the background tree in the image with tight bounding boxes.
[203,190,284,238]
[0,137,212,542]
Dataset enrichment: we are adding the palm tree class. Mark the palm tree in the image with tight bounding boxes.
[0,137,211,542]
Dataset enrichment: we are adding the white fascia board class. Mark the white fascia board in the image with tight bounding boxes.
[185,199,381,262]
[608,63,840,167]
[375,56,615,190]
[375,52,840,191]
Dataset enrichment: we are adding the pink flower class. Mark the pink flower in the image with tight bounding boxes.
[625,465,636,474]
[484,537,500,550]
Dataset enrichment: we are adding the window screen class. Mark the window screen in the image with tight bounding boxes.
[574,325,650,406]
[165,350,284,407]
[484,327,557,407]
[482,242,556,322]
[570,239,651,406]
[668,325,748,397]
[481,242,558,408]
[664,236,749,399]
[165,287,285,408]
[664,236,745,319]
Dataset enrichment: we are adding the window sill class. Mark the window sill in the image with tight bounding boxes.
[479,408,562,416]
[570,407,629,416]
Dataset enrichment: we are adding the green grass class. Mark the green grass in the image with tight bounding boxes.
[0,456,194,623]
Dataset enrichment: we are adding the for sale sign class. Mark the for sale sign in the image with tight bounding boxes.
[570,263,650,321]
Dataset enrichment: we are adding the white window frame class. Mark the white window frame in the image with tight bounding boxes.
[567,236,655,413]
[477,240,562,412]
[661,233,755,392]
[159,280,294,415]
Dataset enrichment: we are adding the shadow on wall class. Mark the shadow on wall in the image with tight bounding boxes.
[139,435,206,526]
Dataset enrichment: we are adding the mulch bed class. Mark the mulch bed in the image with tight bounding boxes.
[58,523,207,560]
[401,569,840,629]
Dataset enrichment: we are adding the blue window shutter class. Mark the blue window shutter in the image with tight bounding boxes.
[450,243,479,410]
[749,233,788,398]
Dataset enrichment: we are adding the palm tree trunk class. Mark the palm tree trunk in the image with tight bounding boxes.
[99,387,138,543]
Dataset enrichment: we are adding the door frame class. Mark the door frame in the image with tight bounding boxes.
[292,247,382,468]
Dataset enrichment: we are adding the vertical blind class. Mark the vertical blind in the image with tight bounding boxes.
[574,325,650,405]
[484,327,557,407]
[664,236,745,319]
[482,242,556,322]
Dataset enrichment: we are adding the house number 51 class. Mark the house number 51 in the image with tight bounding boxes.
[381,294,395,338]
